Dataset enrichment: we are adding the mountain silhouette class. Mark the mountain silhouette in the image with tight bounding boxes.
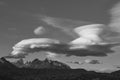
[1,57,120,80]
[0,57,17,69]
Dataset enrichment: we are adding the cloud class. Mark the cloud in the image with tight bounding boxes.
[39,15,120,48]
[71,24,110,45]
[69,23,120,48]
[10,38,60,58]
[84,59,101,64]
[34,26,45,35]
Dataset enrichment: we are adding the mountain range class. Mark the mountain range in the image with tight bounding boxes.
[1,57,120,80]
[0,57,71,69]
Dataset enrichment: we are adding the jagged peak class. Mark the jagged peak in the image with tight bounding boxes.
[0,57,6,60]
[33,58,40,61]
[32,58,52,63]
[26,58,71,69]
[31,58,42,64]
[0,57,8,63]
[44,58,52,63]
[0,57,17,68]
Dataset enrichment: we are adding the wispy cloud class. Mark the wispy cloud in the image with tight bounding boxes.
[39,15,92,38]
[109,2,120,33]
[8,38,60,58]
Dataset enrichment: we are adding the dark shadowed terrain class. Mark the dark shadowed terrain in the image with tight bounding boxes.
[0,57,120,80]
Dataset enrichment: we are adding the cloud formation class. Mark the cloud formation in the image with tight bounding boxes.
[39,15,92,38]
[8,37,120,59]
[41,16,120,44]
[10,38,60,57]
[7,1,120,59]
[34,26,45,35]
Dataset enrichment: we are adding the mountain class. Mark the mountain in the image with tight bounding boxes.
[0,57,17,69]
[13,58,71,69]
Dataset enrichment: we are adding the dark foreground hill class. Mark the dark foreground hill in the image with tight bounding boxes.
[1,68,120,80]
[0,57,120,80]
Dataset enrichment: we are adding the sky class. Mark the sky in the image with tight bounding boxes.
[1,0,120,71]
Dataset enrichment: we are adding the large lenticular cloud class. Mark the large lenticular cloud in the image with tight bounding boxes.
[9,38,60,58]
[7,2,120,59]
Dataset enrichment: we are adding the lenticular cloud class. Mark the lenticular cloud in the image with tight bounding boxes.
[69,24,120,49]
[71,24,104,44]
[10,38,60,57]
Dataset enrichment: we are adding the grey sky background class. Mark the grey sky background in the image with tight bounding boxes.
[0,0,120,71]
